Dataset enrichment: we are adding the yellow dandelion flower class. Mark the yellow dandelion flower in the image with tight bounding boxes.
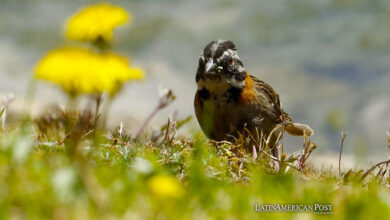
[65,3,130,42]
[35,47,143,96]
[147,175,184,199]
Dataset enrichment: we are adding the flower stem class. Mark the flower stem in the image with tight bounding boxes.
[135,103,161,139]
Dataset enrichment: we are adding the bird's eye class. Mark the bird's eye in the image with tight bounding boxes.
[228,59,234,65]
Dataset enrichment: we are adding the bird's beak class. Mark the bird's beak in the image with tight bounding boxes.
[205,58,216,74]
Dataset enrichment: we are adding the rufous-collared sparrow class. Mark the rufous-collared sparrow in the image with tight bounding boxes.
[194,40,313,156]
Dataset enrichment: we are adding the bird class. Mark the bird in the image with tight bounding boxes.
[194,40,313,156]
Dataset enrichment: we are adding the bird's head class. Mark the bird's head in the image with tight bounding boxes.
[196,40,247,91]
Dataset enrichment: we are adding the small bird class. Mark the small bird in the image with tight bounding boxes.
[194,40,313,156]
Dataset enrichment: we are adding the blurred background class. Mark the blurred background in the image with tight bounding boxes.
[0,0,389,165]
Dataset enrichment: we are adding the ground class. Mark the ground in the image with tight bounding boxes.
[0,109,389,219]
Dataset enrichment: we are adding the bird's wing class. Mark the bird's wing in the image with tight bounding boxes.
[249,75,313,136]
[249,75,285,124]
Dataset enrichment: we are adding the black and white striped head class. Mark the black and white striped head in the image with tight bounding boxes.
[196,40,247,89]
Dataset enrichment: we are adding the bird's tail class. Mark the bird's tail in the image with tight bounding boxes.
[285,123,314,136]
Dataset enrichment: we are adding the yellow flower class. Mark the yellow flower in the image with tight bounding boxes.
[35,47,143,96]
[65,3,130,42]
[147,175,184,199]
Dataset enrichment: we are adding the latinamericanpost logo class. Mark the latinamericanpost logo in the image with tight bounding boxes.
[254,203,333,214]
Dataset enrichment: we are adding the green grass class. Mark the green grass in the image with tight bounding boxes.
[0,109,389,220]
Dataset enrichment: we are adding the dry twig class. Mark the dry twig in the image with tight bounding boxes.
[339,132,347,180]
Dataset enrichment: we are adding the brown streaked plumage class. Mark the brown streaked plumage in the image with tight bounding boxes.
[194,40,313,156]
